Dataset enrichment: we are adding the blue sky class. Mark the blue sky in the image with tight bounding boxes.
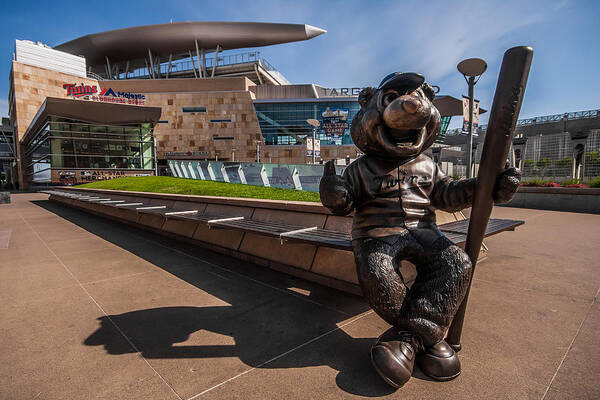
[1,0,598,128]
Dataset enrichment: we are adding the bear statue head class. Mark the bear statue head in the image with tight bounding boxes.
[351,72,441,160]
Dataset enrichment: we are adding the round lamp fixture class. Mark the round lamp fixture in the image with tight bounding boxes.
[457,58,487,77]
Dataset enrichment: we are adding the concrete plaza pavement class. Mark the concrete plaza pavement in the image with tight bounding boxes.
[0,193,598,399]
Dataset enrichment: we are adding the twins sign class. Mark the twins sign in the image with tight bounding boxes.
[64,84,146,105]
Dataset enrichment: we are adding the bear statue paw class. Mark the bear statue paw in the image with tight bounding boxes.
[416,340,461,381]
[371,328,422,388]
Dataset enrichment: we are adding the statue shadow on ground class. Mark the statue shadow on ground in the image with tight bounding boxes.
[33,200,435,396]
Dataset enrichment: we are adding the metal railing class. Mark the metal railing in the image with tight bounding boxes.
[514,109,598,128]
[101,51,278,80]
[87,71,105,81]
[445,108,600,136]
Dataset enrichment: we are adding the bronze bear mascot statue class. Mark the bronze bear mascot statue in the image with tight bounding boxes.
[319,72,521,388]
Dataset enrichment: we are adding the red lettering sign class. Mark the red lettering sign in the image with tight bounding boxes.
[63,83,98,97]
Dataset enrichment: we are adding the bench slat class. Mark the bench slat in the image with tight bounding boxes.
[49,192,522,252]
[439,218,524,237]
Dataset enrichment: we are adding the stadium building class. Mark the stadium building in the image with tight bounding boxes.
[7,21,470,188]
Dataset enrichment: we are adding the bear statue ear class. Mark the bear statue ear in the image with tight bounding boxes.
[421,83,436,101]
[358,87,376,108]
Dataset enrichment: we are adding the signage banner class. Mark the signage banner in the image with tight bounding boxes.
[319,87,363,97]
[53,169,153,185]
[164,151,209,158]
[32,162,51,182]
[63,83,146,105]
[321,107,349,137]
[462,96,480,134]
[168,160,346,193]
[306,138,320,157]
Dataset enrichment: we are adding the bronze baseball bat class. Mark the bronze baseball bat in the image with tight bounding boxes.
[446,46,533,351]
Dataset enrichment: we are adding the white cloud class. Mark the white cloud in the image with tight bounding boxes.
[168,0,567,94]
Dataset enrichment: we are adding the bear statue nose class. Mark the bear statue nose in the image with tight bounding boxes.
[401,98,420,114]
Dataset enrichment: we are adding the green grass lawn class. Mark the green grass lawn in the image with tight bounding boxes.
[77,176,322,202]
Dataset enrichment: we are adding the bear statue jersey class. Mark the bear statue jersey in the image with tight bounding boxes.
[343,153,455,240]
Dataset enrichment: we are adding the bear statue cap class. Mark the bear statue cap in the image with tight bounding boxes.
[378,72,425,92]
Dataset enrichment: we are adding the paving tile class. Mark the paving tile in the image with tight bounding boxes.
[474,208,600,301]
[199,311,546,400]
[166,244,370,317]
[22,214,78,224]
[546,301,600,399]
[0,286,178,400]
[0,257,77,303]
[0,227,43,249]
[83,263,351,399]
[44,236,118,258]
[0,210,26,224]
[0,229,11,249]
[29,225,89,244]
[55,247,163,284]
[458,279,590,386]
[0,240,55,263]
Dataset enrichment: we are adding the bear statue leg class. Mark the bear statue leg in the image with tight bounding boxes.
[352,232,472,387]
[397,233,472,347]
[352,234,424,388]
[352,235,413,325]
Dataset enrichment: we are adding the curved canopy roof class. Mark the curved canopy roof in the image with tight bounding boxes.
[54,21,327,67]
[22,98,162,146]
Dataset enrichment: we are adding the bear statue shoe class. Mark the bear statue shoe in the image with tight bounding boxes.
[416,340,461,381]
[371,328,422,388]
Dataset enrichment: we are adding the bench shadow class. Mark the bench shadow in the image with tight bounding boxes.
[32,199,435,396]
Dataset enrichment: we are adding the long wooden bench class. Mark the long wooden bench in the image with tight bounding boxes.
[43,189,524,251]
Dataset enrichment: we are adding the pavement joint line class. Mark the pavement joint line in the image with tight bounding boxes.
[187,310,374,399]
[17,211,184,400]
[0,229,11,249]
[141,235,354,317]
[79,270,157,287]
[540,285,600,400]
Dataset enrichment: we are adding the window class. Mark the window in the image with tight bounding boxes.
[182,107,206,113]
[254,101,360,146]
[210,119,231,123]
[24,117,156,176]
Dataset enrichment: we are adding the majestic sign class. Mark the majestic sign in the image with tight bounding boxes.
[164,151,210,158]
[321,107,349,137]
[461,96,480,134]
[63,84,146,105]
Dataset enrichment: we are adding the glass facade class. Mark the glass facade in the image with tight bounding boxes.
[254,100,451,146]
[24,116,155,183]
[254,101,361,146]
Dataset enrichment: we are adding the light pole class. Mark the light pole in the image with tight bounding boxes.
[306,118,320,165]
[457,58,487,178]
[153,135,158,176]
[255,140,261,163]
